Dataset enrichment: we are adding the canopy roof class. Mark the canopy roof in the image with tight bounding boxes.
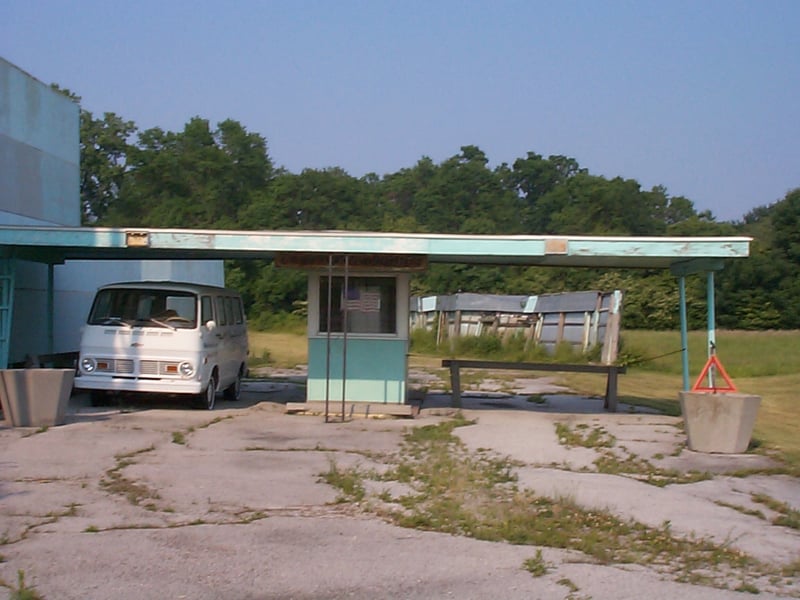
[0,226,750,274]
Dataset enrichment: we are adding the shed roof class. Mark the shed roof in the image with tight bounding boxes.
[0,226,750,274]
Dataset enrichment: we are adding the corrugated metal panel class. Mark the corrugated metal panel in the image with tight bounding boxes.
[534,291,601,313]
[448,293,530,312]
[421,296,439,312]
[409,290,623,362]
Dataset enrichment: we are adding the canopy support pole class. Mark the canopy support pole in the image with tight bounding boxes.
[679,275,690,391]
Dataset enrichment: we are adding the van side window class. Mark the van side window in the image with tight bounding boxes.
[215,296,227,326]
[233,297,244,324]
[224,296,235,326]
[201,296,214,325]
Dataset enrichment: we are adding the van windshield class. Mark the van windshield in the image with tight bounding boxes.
[88,288,198,329]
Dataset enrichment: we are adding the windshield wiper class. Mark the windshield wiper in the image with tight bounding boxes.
[98,317,132,328]
[141,318,176,331]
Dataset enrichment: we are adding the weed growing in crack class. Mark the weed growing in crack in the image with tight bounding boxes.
[557,577,579,592]
[555,422,712,486]
[555,422,615,448]
[197,416,231,429]
[1,570,43,600]
[715,500,766,520]
[100,446,161,506]
[735,581,761,594]
[321,458,365,503]
[751,493,800,529]
[523,549,548,577]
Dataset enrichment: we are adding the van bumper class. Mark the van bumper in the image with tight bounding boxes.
[74,375,204,396]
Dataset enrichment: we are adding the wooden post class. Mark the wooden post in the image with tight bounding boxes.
[556,312,566,344]
[604,366,619,412]
[602,310,621,364]
[582,311,590,353]
[449,360,462,409]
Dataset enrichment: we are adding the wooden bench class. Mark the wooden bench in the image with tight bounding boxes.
[441,359,627,412]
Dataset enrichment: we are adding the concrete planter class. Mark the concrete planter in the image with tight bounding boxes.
[0,369,74,427]
[679,391,761,454]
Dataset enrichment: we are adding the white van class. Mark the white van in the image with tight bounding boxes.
[74,281,249,410]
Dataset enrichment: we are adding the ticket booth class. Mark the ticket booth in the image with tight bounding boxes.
[276,253,426,404]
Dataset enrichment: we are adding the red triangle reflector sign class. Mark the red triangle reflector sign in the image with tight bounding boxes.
[691,354,737,393]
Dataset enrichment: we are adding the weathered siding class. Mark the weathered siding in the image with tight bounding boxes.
[410,290,623,363]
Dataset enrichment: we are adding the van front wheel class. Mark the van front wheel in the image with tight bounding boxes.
[195,376,217,410]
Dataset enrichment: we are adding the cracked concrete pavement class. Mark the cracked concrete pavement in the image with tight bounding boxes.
[1,378,798,599]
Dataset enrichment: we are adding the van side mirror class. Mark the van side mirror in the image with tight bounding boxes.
[205,320,217,332]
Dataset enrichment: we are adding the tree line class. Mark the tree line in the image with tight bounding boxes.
[71,94,799,330]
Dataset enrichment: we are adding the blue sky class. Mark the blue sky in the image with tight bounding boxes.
[3,0,798,222]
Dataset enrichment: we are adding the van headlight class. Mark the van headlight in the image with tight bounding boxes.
[81,357,97,373]
[179,361,195,377]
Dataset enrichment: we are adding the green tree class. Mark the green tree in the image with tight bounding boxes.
[104,117,273,229]
[771,188,800,264]
[80,111,136,224]
[408,146,521,234]
[717,190,800,329]
[509,152,585,233]
[240,168,371,231]
[50,84,136,224]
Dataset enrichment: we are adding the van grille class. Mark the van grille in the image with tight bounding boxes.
[139,360,159,375]
[93,358,182,377]
[97,359,133,374]
[140,360,181,376]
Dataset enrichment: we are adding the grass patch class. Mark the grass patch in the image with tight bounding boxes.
[321,416,775,590]
[620,329,800,377]
[171,431,186,445]
[248,331,307,369]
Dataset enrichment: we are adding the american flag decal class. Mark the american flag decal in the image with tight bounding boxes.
[343,289,381,312]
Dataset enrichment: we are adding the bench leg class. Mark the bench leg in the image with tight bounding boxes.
[449,361,462,409]
[605,367,619,412]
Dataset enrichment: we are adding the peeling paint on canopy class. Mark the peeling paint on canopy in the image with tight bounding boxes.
[0,226,751,273]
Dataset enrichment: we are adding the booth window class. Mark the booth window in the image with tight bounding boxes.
[319,276,396,334]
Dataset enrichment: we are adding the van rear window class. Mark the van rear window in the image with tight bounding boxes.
[89,288,198,329]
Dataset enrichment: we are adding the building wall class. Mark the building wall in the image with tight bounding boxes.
[0,58,80,226]
[0,58,223,364]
